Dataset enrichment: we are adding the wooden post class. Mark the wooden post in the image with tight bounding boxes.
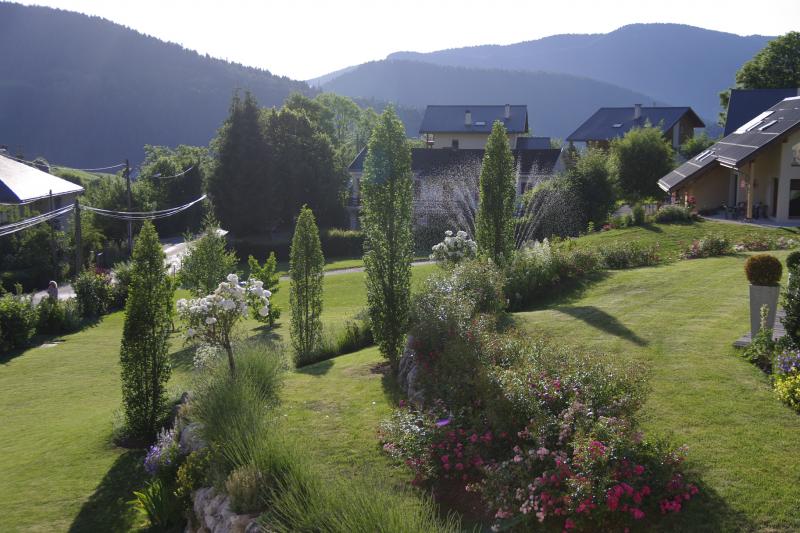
[74,199,82,274]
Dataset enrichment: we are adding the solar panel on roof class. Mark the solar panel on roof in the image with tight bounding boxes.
[735,111,774,134]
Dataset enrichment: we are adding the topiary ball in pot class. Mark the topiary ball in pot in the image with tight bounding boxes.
[745,254,782,286]
[786,250,800,272]
[745,254,782,338]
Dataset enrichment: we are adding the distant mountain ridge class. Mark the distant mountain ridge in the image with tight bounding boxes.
[0,3,314,166]
[321,60,668,139]
[384,24,773,120]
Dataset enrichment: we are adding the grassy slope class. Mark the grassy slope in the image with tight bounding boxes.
[517,252,800,531]
[0,264,435,532]
[578,219,800,260]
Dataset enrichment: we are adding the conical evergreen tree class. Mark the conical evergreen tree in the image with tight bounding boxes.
[361,107,413,367]
[476,121,515,264]
[289,206,324,361]
[120,221,175,440]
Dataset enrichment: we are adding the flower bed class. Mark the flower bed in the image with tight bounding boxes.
[381,260,698,531]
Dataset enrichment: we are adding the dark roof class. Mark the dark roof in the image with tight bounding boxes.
[419,105,528,134]
[0,155,84,204]
[659,96,800,192]
[349,147,561,177]
[724,88,800,136]
[566,106,704,142]
[515,136,551,149]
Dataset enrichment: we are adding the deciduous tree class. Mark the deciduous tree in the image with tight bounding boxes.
[609,124,674,202]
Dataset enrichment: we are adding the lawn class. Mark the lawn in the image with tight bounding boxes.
[516,251,800,531]
[0,263,436,533]
[578,219,800,260]
[5,247,800,531]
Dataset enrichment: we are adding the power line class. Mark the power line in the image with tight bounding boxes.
[149,165,194,180]
[82,194,207,221]
[0,204,73,237]
[0,153,125,173]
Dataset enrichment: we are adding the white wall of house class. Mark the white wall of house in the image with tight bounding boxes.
[428,132,521,150]
[776,129,800,222]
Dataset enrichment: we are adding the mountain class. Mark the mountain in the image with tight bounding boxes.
[385,24,773,121]
[0,3,314,167]
[321,60,666,139]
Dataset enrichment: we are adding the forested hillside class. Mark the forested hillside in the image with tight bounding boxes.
[0,3,314,166]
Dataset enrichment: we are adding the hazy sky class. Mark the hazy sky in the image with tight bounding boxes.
[16,0,800,80]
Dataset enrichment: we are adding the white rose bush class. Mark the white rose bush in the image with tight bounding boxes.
[430,230,478,265]
[177,273,270,373]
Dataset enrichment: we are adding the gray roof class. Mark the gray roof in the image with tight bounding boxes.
[515,137,552,149]
[349,147,561,177]
[659,96,800,192]
[724,88,800,136]
[0,155,84,204]
[419,105,528,134]
[566,106,704,142]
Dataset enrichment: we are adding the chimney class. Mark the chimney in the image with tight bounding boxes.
[504,104,511,119]
[465,109,472,126]
[634,103,642,120]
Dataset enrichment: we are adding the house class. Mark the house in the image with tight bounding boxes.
[658,96,800,223]
[566,104,705,150]
[0,154,83,226]
[419,104,532,149]
[724,88,800,136]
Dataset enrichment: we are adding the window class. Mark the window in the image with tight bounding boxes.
[790,180,800,218]
[451,139,459,149]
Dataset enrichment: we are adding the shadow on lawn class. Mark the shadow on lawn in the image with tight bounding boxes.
[68,449,147,533]
[656,478,755,532]
[641,223,664,233]
[513,271,611,312]
[555,305,648,346]
[297,358,334,376]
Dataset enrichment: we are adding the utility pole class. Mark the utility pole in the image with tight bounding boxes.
[74,199,82,275]
[48,190,57,280]
[125,159,132,255]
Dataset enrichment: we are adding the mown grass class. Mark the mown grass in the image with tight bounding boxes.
[577,219,800,261]
[0,263,436,532]
[517,251,800,531]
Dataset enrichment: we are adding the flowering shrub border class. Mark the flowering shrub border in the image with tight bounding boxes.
[430,230,478,265]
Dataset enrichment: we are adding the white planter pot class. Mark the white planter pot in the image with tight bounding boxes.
[749,284,780,337]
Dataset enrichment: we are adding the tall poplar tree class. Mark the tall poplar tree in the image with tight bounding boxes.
[361,107,413,367]
[289,206,324,362]
[476,120,515,264]
[119,221,175,440]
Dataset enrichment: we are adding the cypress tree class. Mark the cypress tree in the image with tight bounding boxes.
[476,121,516,264]
[289,206,324,362]
[361,107,413,367]
[120,221,175,440]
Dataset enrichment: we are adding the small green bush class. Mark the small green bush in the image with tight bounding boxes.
[774,373,800,412]
[0,292,36,352]
[742,305,776,371]
[36,298,82,335]
[599,241,660,269]
[131,478,183,530]
[682,234,732,259]
[74,269,112,318]
[322,228,364,257]
[175,450,210,510]
[745,254,782,286]
[787,250,800,271]
[111,261,133,309]
[632,204,646,225]
[653,204,693,223]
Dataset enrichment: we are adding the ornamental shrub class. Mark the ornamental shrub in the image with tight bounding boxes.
[179,216,238,297]
[653,205,693,223]
[787,250,800,271]
[600,241,660,269]
[289,206,324,363]
[0,292,36,352]
[742,305,776,371]
[430,230,477,265]
[734,234,797,252]
[745,254,782,286]
[681,234,732,259]
[131,478,183,530]
[74,269,112,318]
[111,260,133,309]
[247,253,281,327]
[774,373,800,412]
[36,297,81,335]
[361,107,414,367]
[632,204,647,226]
[120,221,175,440]
[782,259,800,347]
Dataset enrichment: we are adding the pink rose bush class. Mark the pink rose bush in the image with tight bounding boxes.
[381,260,697,531]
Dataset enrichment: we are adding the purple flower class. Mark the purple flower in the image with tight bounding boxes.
[776,348,800,375]
[435,418,451,428]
